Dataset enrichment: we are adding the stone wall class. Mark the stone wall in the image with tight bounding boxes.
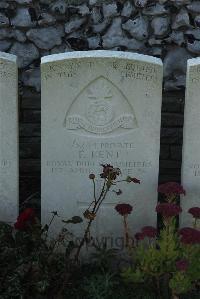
[0,0,196,203]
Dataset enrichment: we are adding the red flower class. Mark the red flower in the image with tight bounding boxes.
[188,207,200,219]
[14,208,36,231]
[156,203,182,219]
[142,226,157,238]
[179,227,200,245]
[126,176,140,184]
[115,203,133,216]
[135,232,145,241]
[157,182,186,196]
[176,259,189,272]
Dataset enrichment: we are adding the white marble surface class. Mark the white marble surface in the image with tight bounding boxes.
[41,51,163,245]
[0,52,18,224]
[181,58,200,228]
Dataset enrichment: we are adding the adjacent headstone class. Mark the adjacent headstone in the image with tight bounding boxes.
[41,51,163,246]
[181,58,200,227]
[0,52,18,223]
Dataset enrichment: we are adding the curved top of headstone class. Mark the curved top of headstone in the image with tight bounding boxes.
[41,50,162,66]
[0,51,17,63]
[187,57,200,67]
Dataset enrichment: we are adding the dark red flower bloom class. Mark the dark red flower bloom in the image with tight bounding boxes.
[89,173,95,180]
[135,232,145,241]
[115,203,133,216]
[157,182,186,196]
[126,176,140,184]
[188,207,200,219]
[179,227,200,245]
[100,164,120,180]
[176,259,189,272]
[142,226,157,238]
[14,208,36,231]
[156,203,182,219]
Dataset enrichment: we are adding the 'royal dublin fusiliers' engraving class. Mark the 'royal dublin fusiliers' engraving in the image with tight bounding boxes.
[64,76,137,135]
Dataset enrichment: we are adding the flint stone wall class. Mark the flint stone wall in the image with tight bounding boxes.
[0,0,193,203]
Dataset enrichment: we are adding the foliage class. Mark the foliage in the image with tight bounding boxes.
[0,166,199,298]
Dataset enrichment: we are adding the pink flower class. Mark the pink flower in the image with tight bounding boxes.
[157,182,186,196]
[135,232,145,241]
[156,203,182,219]
[115,203,133,216]
[179,227,200,245]
[142,226,157,238]
[188,207,200,219]
[176,259,189,272]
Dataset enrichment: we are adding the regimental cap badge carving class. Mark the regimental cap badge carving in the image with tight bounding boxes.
[64,76,138,135]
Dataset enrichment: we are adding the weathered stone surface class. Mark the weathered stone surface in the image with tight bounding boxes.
[10,42,39,68]
[134,0,148,8]
[87,36,101,49]
[187,1,200,13]
[41,50,163,242]
[121,1,135,18]
[89,0,99,6]
[170,0,190,5]
[186,28,200,40]
[0,13,9,28]
[27,27,64,50]
[21,68,41,92]
[76,3,90,16]
[0,52,18,223]
[194,15,200,27]
[11,8,36,28]
[38,13,56,26]
[0,28,26,42]
[50,0,67,15]
[181,58,200,227]
[0,2,9,8]
[65,16,86,34]
[172,8,190,29]
[167,30,184,46]
[90,7,102,24]
[92,18,111,34]
[143,3,169,16]
[13,30,27,42]
[151,16,170,37]
[0,28,10,40]
[0,40,11,51]
[15,0,33,3]
[163,47,192,79]
[103,17,144,50]
[187,40,200,54]
[122,16,149,40]
[102,3,119,19]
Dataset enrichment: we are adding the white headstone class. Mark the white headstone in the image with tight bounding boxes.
[41,51,163,246]
[0,52,18,223]
[181,58,200,227]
